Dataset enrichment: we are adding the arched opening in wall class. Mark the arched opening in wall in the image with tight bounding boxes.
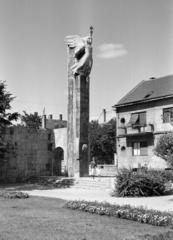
[54,147,64,176]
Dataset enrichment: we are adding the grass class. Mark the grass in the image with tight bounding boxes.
[0,196,173,240]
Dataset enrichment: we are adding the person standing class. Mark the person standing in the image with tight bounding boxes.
[90,157,97,179]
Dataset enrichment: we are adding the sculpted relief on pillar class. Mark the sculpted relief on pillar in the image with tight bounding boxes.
[65,26,93,78]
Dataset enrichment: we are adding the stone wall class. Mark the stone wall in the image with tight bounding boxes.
[0,126,53,182]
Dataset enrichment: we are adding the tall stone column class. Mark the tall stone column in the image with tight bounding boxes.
[66,27,93,177]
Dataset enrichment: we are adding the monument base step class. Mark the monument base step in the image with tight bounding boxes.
[72,177,115,190]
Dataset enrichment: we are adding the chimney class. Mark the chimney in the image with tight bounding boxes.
[103,109,106,123]
[48,114,53,120]
[42,115,46,129]
[59,114,63,121]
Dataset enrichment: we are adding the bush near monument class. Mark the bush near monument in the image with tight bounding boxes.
[89,118,116,164]
[154,133,173,168]
[113,168,173,197]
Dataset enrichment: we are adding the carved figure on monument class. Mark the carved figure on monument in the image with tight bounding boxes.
[65,27,93,77]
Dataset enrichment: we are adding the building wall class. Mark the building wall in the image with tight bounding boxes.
[53,128,67,174]
[116,100,173,169]
[1,126,53,182]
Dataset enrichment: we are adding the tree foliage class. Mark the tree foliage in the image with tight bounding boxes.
[154,133,173,168]
[21,111,42,129]
[89,118,116,164]
[0,81,19,128]
[0,81,19,160]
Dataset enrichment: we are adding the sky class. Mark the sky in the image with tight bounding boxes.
[0,0,173,121]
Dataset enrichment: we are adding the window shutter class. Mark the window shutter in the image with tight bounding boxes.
[128,114,139,126]
[139,112,146,126]
[140,142,148,156]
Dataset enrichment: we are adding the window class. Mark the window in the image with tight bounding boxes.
[120,118,125,124]
[128,112,146,127]
[163,108,173,123]
[132,141,148,156]
[121,146,126,151]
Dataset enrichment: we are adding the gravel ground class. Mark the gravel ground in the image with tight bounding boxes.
[23,187,173,212]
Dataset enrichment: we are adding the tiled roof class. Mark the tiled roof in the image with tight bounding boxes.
[115,75,173,106]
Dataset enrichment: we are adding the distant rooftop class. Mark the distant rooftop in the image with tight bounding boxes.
[46,119,67,129]
[42,114,67,130]
[115,75,173,107]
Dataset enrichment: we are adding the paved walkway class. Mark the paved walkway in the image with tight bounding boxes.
[24,187,173,213]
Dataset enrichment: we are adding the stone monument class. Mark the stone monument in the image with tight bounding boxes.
[65,27,93,177]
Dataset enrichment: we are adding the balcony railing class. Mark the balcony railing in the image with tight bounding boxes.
[117,124,154,136]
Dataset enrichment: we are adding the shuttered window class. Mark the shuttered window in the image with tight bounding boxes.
[129,114,139,125]
[128,112,146,127]
[132,141,148,156]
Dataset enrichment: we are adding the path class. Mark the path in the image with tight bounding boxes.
[24,187,173,212]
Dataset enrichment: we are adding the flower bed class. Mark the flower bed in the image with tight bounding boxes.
[66,200,173,227]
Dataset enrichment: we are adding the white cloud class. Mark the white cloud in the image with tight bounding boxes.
[97,43,128,59]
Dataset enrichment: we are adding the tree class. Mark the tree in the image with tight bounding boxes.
[154,133,173,168]
[89,118,116,164]
[21,111,42,129]
[0,81,19,128]
[0,81,19,159]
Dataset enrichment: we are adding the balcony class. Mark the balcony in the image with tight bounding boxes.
[117,124,154,137]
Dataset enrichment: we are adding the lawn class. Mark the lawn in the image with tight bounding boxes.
[0,196,173,240]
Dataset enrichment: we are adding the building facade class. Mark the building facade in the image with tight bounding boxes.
[114,75,173,169]
[41,114,67,176]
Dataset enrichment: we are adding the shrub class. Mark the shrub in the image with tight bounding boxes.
[66,200,173,227]
[154,133,173,168]
[114,168,171,197]
[160,169,173,182]
[0,191,29,199]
